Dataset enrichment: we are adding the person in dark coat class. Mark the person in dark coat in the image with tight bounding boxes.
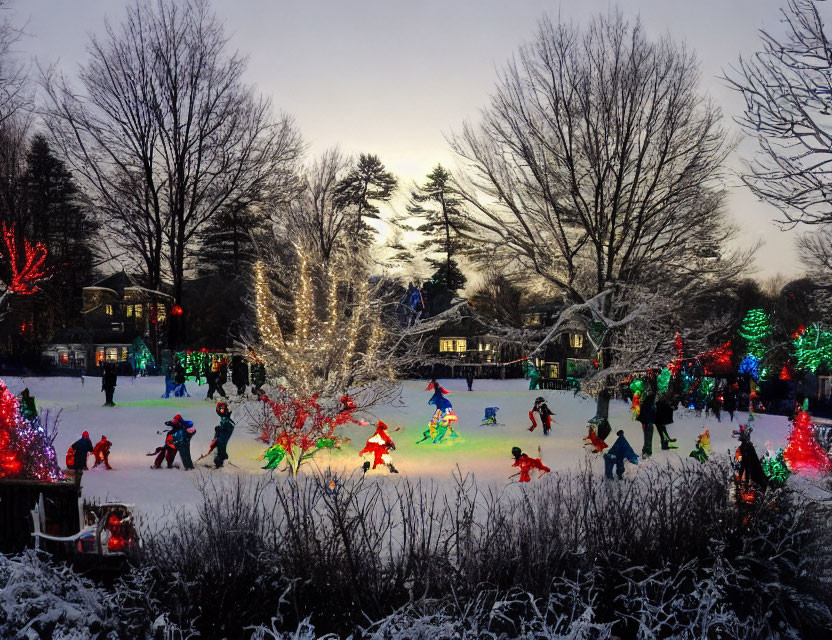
[638,373,657,457]
[465,370,474,391]
[173,363,190,398]
[18,388,37,421]
[654,395,677,450]
[205,368,219,400]
[231,356,249,396]
[709,387,723,423]
[723,384,738,422]
[212,402,235,468]
[529,397,555,435]
[149,431,177,469]
[216,360,228,398]
[250,363,266,395]
[101,363,117,406]
[166,414,196,470]
[68,431,94,471]
[604,430,639,479]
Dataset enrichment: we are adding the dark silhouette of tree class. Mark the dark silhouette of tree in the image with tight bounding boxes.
[333,153,397,245]
[407,164,470,292]
[197,202,266,278]
[42,0,301,308]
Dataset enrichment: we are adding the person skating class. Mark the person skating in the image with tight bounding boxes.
[510,446,550,482]
[604,430,639,479]
[92,435,114,470]
[231,355,249,396]
[211,402,235,468]
[723,384,738,422]
[205,368,219,400]
[216,360,229,398]
[161,366,176,398]
[18,388,37,421]
[101,363,117,406]
[655,394,677,450]
[359,420,398,473]
[66,430,94,472]
[466,370,474,391]
[166,414,196,470]
[528,397,554,435]
[148,431,178,469]
[173,363,190,398]
[637,375,657,457]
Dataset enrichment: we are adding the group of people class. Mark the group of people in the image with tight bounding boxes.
[64,402,236,474]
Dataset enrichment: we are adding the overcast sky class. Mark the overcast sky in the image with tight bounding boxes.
[16,0,815,280]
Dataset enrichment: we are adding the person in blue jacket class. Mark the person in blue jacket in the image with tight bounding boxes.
[212,402,235,468]
[166,414,196,470]
[604,430,639,480]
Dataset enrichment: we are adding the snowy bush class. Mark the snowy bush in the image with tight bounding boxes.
[0,550,119,639]
[129,463,832,638]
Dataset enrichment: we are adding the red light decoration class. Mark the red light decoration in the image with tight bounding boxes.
[171,305,184,316]
[0,378,63,481]
[700,341,733,375]
[783,410,831,476]
[2,223,49,295]
[779,362,794,381]
[791,324,806,340]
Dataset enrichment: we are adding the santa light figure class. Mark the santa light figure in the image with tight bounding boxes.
[360,420,398,473]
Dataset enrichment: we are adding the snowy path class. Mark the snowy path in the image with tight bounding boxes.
[7,376,793,519]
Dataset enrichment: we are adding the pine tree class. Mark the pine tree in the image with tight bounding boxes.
[196,203,266,277]
[407,164,470,292]
[333,154,397,245]
[737,308,772,359]
[24,135,98,329]
[783,409,831,475]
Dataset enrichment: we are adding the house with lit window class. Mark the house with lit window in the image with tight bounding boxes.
[430,301,595,383]
[41,272,172,373]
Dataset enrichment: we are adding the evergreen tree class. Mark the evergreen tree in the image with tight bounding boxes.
[196,202,265,277]
[408,164,470,291]
[333,154,397,245]
[24,135,98,329]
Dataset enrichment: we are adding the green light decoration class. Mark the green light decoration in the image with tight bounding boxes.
[262,443,286,469]
[737,309,771,359]
[629,379,645,396]
[657,368,671,395]
[793,324,832,373]
[762,448,791,488]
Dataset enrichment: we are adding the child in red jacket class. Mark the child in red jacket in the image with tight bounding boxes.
[92,435,113,470]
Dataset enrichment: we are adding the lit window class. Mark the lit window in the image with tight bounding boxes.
[439,338,467,353]
[120,347,128,362]
[439,339,455,353]
[547,363,560,378]
[95,348,104,366]
[105,304,113,316]
[569,333,584,348]
[106,347,118,362]
[59,351,69,364]
[456,339,467,353]
[157,305,166,321]
[126,305,133,317]
[135,304,143,318]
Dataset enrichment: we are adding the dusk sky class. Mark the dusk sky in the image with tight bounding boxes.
[17,0,812,281]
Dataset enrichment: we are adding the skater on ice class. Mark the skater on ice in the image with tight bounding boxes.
[528,397,554,435]
[210,401,235,468]
[92,435,114,470]
[360,420,398,473]
[66,430,94,472]
[165,414,196,470]
[482,407,499,424]
[149,430,178,469]
[604,430,639,480]
[101,362,117,406]
[509,446,550,482]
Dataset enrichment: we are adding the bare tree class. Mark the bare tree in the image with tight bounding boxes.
[41,0,301,303]
[450,11,752,416]
[275,149,353,266]
[797,228,832,273]
[727,0,832,226]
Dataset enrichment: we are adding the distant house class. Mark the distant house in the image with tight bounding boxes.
[430,302,596,382]
[41,272,172,373]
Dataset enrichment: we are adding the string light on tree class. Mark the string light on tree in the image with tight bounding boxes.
[737,308,771,359]
[2,223,49,296]
[783,407,831,476]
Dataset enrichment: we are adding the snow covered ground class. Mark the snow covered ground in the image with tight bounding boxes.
[6,375,795,520]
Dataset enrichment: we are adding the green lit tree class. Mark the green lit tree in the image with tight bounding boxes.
[793,323,832,373]
[737,308,772,359]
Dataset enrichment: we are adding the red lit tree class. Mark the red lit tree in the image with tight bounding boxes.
[783,410,831,476]
[258,389,365,475]
[0,380,63,482]
[0,222,50,311]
